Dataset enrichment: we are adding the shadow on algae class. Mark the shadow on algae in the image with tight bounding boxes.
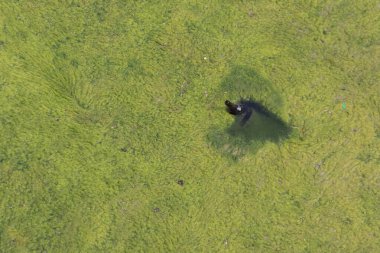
[209,66,291,161]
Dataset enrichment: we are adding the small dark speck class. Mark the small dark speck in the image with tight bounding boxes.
[120,147,128,152]
[323,29,328,35]
[177,179,184,186]
[153,207,160,213]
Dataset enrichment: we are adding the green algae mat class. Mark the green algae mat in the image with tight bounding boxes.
[0,1,379,252]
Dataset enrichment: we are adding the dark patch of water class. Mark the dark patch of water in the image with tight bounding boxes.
[208,66,291,160]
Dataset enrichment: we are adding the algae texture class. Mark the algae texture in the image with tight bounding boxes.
[0,1,379,252]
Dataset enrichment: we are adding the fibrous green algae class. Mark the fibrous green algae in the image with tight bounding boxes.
[0,1,379,252]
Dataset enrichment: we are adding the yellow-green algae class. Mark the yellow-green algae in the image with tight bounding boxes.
[0,1,379,252]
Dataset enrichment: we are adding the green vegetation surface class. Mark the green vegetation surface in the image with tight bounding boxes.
[0,1,379,252]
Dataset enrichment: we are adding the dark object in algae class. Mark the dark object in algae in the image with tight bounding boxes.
[225,99,272,125]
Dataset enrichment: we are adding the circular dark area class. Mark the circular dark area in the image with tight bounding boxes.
[208,66,291,160]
